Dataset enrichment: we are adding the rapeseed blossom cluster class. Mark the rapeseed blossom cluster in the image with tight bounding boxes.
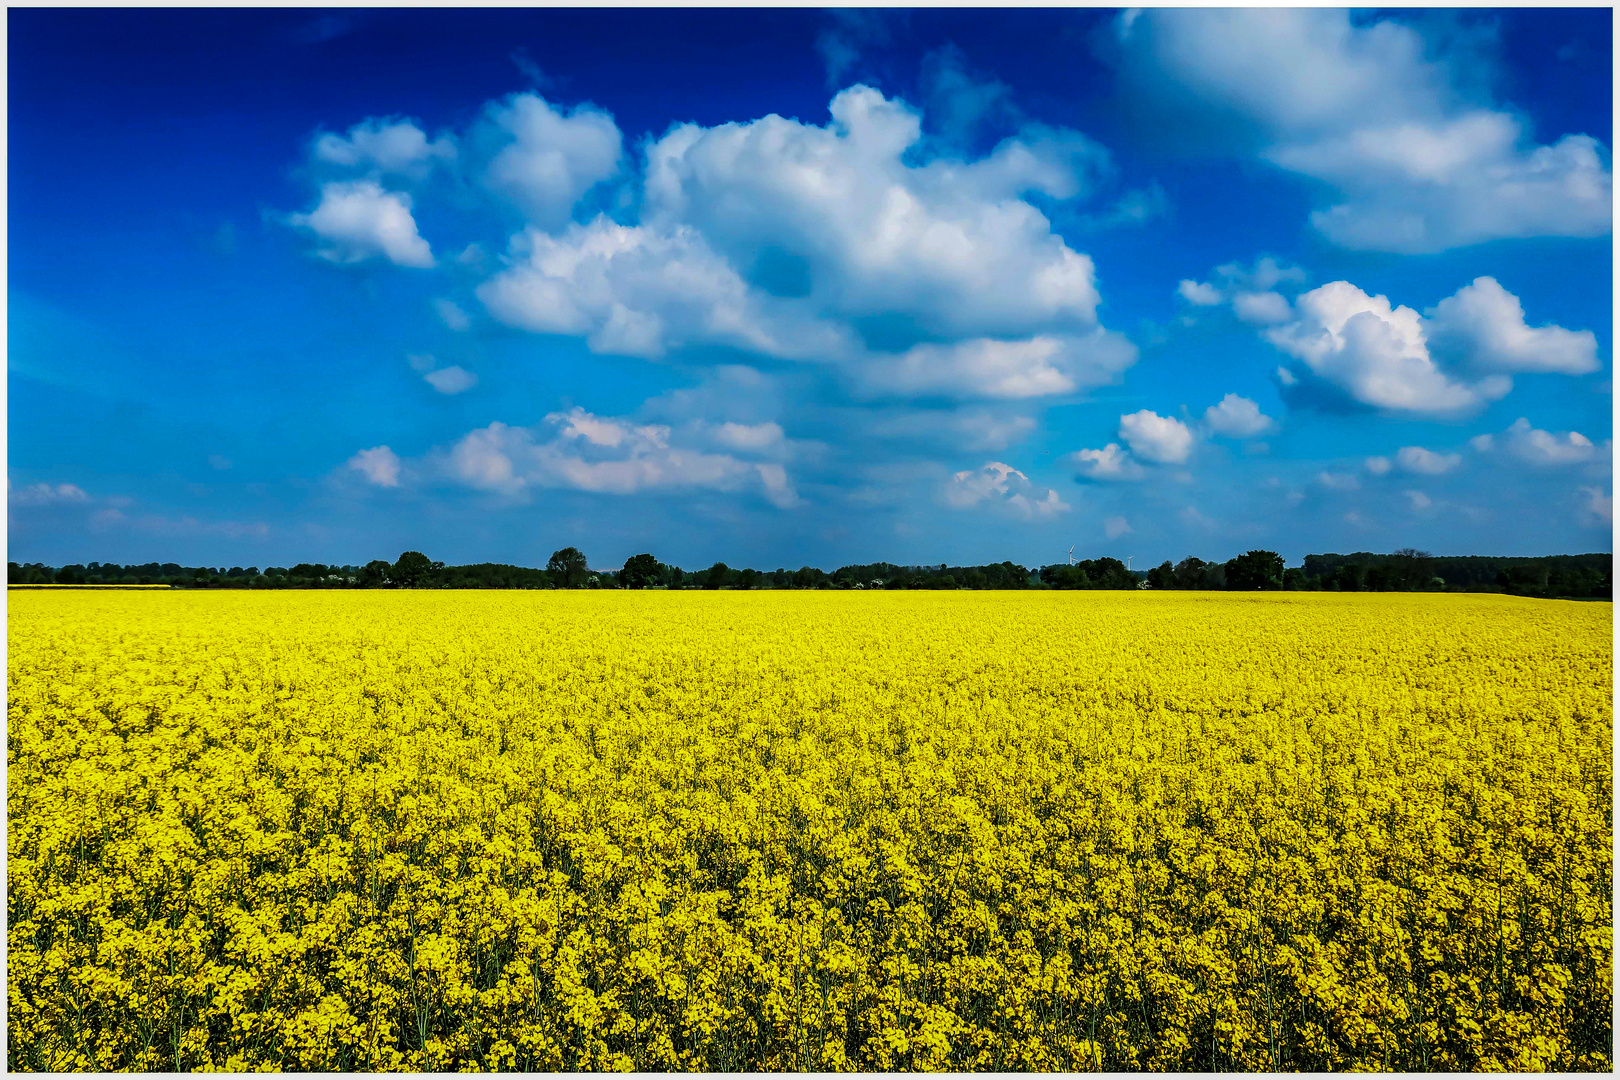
[7,591,1611,1070]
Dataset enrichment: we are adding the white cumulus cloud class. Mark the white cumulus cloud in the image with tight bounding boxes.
[288,180,435,268]
[1067,443,1146,482]
[1118,409,1194,464]
[1112,8,1612,253]
[477,216,849,362]
[1203,393,1275,438]
[476,93,625,230]
[312,118,455,181]
[1176,258,1305,325]
[1177,279,1222,306]
[445,408,800,508]
[706,420,787,455]
[640,85,1108,343]
[423,366,478,395]
[1500,417,1601,466]
[859,330,1136,401]
[301,83,1137,410]
[349,445,402,487]
[944,461,1070,520]
[1265,281,1508,415]
[1425,276,1600,376]
[1231,291,1293,326]
[1252,275,1597,415]
[1394,445,1462,475]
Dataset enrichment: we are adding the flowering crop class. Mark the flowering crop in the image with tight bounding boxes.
[7,591,1611,1070]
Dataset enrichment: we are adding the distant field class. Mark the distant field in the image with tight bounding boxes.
[7,591,1611,1070]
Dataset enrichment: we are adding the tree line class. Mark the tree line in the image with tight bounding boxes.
[8,547,1610,598]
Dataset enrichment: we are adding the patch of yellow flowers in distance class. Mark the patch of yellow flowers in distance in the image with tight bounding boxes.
[7,590,1611,1071]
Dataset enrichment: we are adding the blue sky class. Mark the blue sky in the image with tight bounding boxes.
[8,7,1613,571]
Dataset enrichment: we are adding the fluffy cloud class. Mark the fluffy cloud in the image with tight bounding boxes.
[1016,491,1073,520]
[1177,279,1222,306]
[1251,273,1598,415]
[1067,409,1196,481]
[475,93,624,229]
[1499,417,1601,466]
[1203,393,1274,438]
[944,461,1070,519]
[1176,258,1304,325]
[423,366,478,395]
[445,409,800,508]
[1366,456,1393,476]
[857,330,1136,401]
[1067,443,1145,482]
[289,83,1133,448]
[348,445,402,487]
[1118,410,1194,464]
[1103,514,1132,539]
[312,118,455,181]
[477,217,850,362]
[707,420,786,455]
[287,180,435,268]
[1425,277,1600,375]
[1111,9,1611,252]
[1266,281,1509,415]
[406,353,476,394]
[1394,445,1462,475]
[1291,122,1611,254]
[637,85,1109,342]
[474,85,1134,403]
[1230,291,1293,326]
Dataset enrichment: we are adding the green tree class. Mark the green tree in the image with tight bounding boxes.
[392,551,435,589]
[547,547,589,588]
[792,566,825,589]
[1147,560,1175,589]
[1226,549,1285,590]
[619,553,661,589]
[1391,548,1435,590]
[359,559,393,587]
[1172,556,1208,589]
[1039,565,1089,589]
[704,562,731,589]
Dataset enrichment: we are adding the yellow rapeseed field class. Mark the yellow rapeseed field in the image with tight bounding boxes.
[7,590,1611,1071]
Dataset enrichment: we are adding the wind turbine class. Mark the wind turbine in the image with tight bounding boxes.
[1126,555,1135,572]
[1067,545,1076,565]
